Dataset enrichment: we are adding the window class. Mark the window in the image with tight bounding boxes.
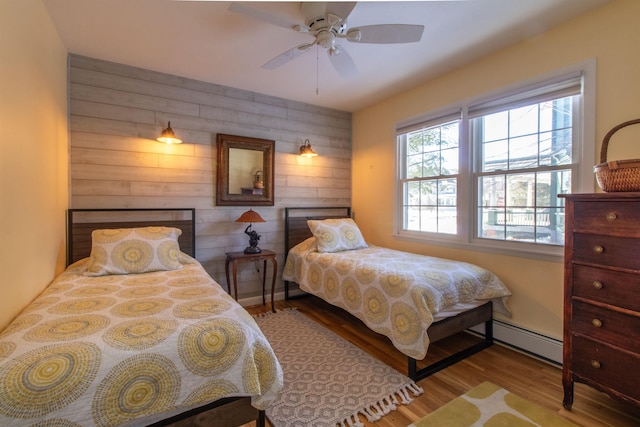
[401,119,459,234]
[396,68,593,258]
[472,97,574,246]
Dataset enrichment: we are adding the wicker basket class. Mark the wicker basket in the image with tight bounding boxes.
[594,118,640,192]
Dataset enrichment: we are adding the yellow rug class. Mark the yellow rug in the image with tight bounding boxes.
[409,382,578,427]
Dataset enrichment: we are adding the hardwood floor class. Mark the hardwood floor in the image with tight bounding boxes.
[245,295,640,427]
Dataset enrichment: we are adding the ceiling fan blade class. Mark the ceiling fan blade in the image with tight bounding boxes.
[228,2,302,31]
[327,46,358,79]
[325,2,357,23]
[347,24,424,44]
[262,44,313,70]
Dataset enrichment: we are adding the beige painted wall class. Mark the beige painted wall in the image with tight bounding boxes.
[0,0,69,329]
[352,0,640,340]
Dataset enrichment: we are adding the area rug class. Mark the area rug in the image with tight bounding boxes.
[254,309,423,427]
[409,382,578,427]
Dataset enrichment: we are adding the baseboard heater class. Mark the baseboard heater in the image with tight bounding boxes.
[470,320,562,365]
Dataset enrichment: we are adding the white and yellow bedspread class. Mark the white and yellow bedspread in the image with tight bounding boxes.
[283,238,511,359]
[0,254,282,427]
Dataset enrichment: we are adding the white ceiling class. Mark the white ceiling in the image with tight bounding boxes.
[42,0,610,112]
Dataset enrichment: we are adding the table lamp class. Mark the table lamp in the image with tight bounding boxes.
[235,209,266,254]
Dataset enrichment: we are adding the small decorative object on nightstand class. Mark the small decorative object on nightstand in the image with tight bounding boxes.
[225,250,277,313]
[235,209,265,254]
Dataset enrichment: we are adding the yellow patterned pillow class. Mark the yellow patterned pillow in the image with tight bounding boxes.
[307,218,368,253]
[84,227,183,276]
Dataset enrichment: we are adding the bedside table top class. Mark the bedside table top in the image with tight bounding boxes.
[225,249,276,260]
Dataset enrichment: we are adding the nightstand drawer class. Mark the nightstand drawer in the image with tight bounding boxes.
[573,233,640,270]
[573,201,640,237]
[572,335,640,402]
[572,300,640,354]
[573,265,640,312]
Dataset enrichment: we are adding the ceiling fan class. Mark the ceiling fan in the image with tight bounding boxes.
[228,2,424,78]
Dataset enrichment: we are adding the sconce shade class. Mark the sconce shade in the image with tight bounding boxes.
[299,139,318,157]
[157,121,182,144]
[235,209,266,223]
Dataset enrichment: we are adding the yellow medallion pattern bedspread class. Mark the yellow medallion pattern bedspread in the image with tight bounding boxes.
[0,254,283,427]
[283,238,511,359]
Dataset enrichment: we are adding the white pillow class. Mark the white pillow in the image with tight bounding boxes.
[84,226,183,276]
[307,218,368,253]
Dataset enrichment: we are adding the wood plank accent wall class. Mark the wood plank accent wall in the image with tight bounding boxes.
[69,55,352,301]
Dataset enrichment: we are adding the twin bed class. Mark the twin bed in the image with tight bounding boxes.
[0,208,282,427]
[0,205,511,426]
[282,207,512,381]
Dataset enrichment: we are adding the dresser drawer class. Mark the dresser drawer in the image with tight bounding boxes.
[573,265,640,312]
[572,201,640,237]
[573,233,640,270]
[572,335,640,402]
[572,300,640,354]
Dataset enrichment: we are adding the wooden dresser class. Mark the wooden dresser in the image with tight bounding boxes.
[560,192,640,411]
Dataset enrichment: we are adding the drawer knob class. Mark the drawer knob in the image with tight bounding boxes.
[592,281,603,290]
[606,212,617,221]
[591,360,601,369]
[592,318,602,328]
[593,245,604,254]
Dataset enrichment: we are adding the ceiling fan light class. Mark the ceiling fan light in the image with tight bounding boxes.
[329,46,341,57]
[346,29,361,42]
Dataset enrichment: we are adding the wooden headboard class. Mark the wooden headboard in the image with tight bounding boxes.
[67,208,196,265]
[284,207,351,255]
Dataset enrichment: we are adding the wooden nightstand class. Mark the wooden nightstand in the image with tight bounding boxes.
[225,250,277,313]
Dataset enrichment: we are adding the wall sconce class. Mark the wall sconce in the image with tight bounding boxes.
[299,139,318,157]
[235,209,266,254]
[157,121,182,144]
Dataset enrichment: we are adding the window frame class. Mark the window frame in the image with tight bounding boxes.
[394,61,596,262]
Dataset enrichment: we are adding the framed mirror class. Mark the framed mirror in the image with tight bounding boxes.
[216,134,275,206]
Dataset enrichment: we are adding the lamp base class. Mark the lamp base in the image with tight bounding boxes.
[244,246,262,254]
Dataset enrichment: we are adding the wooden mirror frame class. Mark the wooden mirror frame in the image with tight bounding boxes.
[216,134,275,206]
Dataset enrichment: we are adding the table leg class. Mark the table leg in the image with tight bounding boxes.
[261,259,267,305]
[231,261,239,301]
[224,258,231,295]
[270,258,277,313]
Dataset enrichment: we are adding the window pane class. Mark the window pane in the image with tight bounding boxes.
[441,148,458,175]
[478,207,505,240]
[509,105,539,137]
[480,175,505,207]
[483,112,508,141]
[506,173,534,208]
[483,139,508,172]
[438,206,457,234]
[509,135,538,169]
[406,181,420,205]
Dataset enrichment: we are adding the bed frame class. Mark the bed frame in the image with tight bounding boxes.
[284,207,494,382]
[67,208,266,427]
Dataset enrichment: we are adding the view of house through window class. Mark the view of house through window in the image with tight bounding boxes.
[473,97,574,245]
[397,73,583,253]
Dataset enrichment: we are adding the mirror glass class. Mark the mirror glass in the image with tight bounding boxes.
[216,134,274,206]
[228,148,264,194]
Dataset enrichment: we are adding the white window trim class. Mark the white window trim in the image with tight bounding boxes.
[393,59,596,263]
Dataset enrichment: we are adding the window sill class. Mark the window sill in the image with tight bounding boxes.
[393,231,564,263]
